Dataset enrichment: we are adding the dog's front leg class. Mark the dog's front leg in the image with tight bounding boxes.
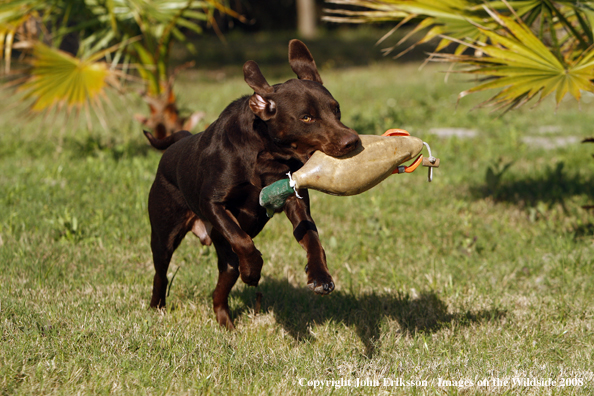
[203,203,263,286]
[284,191,335,294]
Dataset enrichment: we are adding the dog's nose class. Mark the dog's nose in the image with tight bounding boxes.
[339,132,361,153]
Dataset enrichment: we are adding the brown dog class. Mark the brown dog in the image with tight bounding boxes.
[145,40,360,329]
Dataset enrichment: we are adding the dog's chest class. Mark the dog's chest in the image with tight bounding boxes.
[253,152,293,189]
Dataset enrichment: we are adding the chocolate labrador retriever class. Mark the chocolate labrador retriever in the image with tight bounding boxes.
[145,40,360,329]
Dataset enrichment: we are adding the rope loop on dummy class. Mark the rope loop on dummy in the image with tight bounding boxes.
[287,172,303,199]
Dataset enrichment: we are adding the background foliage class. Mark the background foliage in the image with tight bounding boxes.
[0,0,237,132]
[325,0,594,111]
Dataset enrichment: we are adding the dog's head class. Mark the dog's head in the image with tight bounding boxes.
[243,40,360,163]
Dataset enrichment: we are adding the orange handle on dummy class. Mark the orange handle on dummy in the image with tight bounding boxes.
[382,129,424,174]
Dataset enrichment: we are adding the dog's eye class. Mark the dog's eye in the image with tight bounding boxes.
[301,115,314,123]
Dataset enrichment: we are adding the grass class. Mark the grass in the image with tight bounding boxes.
[1,35,594,394]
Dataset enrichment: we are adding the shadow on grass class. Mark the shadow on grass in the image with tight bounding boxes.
[471,161,594,210]
[574,222,594,239]
[232,279,505,357]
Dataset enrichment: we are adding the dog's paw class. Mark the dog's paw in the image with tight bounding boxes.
[150,294,166,309]
[307,275,335,295]
[240,271,261,286]
[215,308,236,330]
[239,250,263,286]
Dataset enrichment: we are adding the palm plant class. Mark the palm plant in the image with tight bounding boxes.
[0,0,238,134]
[324,0,594,111]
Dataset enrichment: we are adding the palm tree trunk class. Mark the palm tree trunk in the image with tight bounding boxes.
[296,0,317,39]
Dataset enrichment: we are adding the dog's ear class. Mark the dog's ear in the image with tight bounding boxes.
[244,60,276,120]
[248,92,276,121]
[288,39,323,84]
[244,60,273,94]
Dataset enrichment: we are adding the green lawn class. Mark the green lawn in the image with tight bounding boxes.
[1,47,594,394]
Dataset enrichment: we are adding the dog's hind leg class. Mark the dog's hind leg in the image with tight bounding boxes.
[148,178,191,309]
[211,231,240,329]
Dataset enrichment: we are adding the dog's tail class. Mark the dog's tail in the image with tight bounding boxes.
[143,130,192,151]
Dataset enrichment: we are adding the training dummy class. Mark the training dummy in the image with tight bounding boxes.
[259,129,440,217]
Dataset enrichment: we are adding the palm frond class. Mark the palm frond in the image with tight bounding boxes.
[1,0,239,132]
[324,0,503,55]
[16,43,120,118]
[0,2,40,72]
[434,12,594,109]
[325,0,594,111]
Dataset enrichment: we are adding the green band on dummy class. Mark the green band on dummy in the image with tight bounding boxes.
[259,178,295,217]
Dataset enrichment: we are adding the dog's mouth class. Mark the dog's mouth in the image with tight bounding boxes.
[292,142,358,163]
[287,143,316,163]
